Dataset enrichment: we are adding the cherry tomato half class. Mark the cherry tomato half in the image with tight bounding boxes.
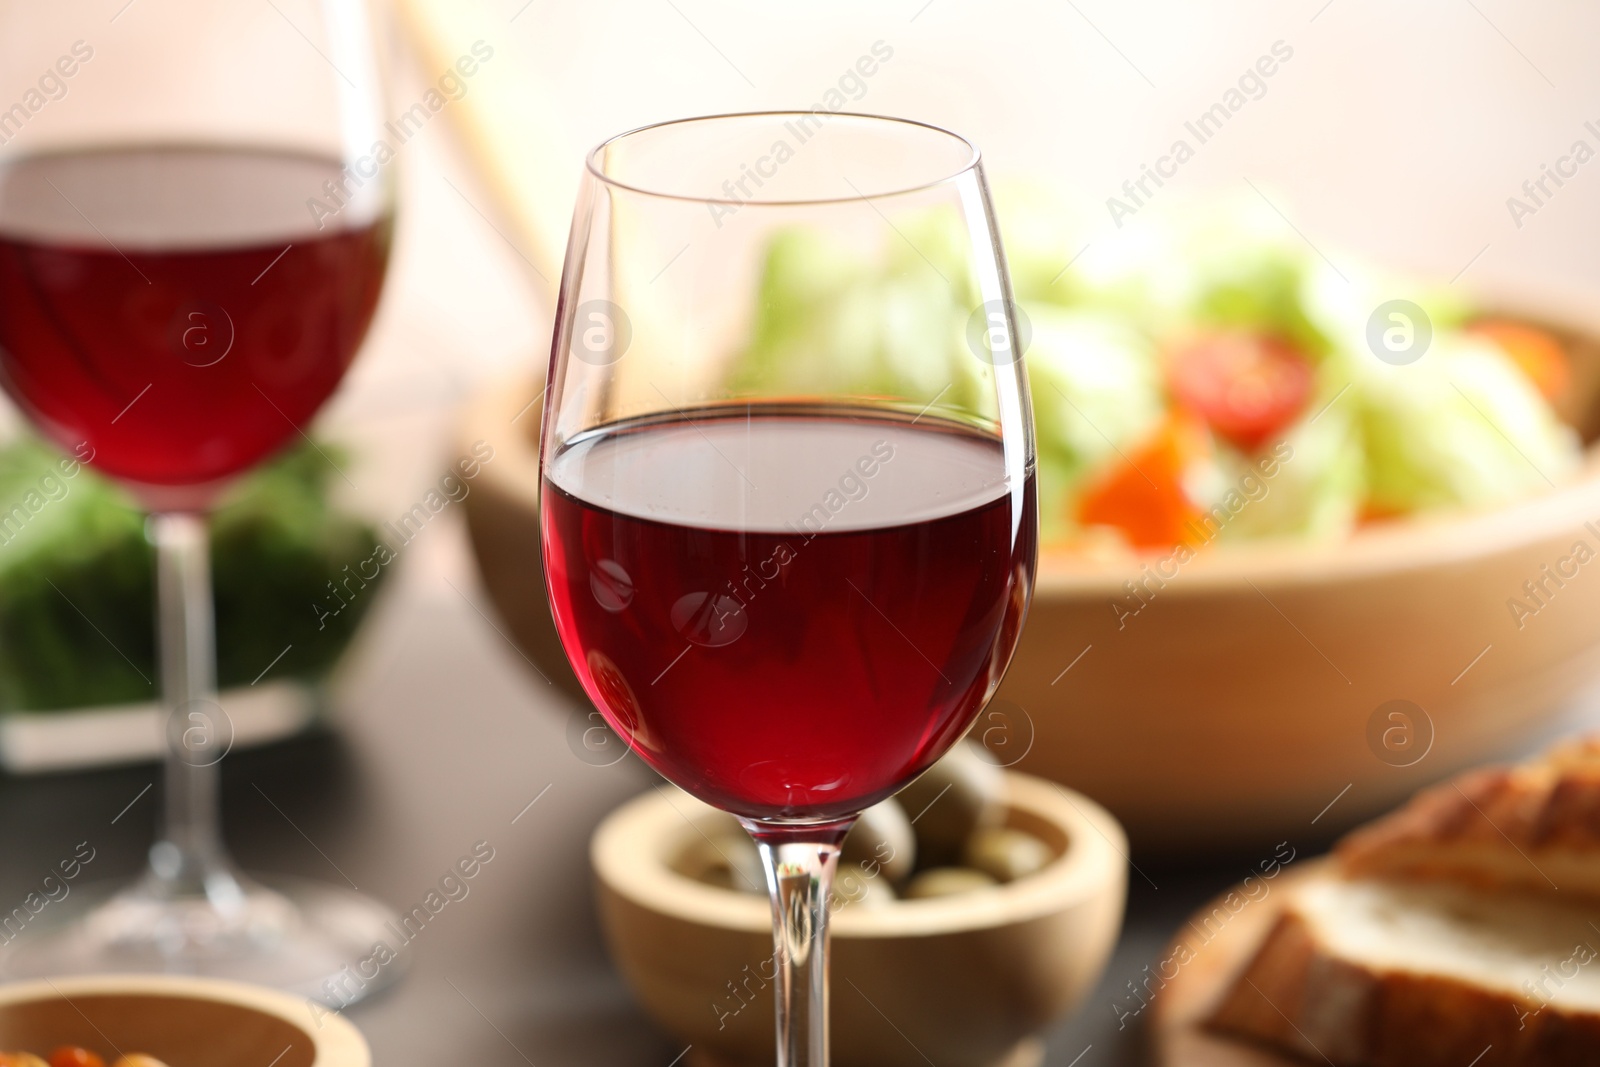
[1168,332,1313,453]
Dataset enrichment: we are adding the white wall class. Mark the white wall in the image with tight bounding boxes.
[487,0,1599,319]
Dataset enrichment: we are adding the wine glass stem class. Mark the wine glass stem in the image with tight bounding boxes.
[750,830,848,1067]
[150,510,228,893]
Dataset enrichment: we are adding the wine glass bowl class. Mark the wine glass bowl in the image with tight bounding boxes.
[0,144,392,499]
[541,406,1032,825]
[540,112,1036,1066]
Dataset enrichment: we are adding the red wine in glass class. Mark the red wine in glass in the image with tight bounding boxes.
[0,0,408,1004]
[0,144,392,489]
[542,405,1036,823]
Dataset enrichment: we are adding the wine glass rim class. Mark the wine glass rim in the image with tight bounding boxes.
[584,110,982,206]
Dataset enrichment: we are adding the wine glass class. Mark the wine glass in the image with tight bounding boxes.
[540,113,1036,1066]
[0,0,400,1000]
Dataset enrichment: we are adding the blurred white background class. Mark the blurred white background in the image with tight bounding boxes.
[449,0,1600,317]
[3,0,1597,471]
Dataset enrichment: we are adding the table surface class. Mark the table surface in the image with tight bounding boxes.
[0,520,1278,1067]
[1,29,1596,1067]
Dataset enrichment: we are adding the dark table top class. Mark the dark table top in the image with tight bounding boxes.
[0,516,1575,1065]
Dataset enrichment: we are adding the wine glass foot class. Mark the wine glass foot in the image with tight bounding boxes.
[0,873,407,1006]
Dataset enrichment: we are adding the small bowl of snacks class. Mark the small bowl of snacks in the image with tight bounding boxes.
[0,974,368,1067]
[592,743,1126,1067]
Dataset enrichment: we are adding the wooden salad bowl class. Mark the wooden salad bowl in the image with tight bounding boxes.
[459,310,1600,851]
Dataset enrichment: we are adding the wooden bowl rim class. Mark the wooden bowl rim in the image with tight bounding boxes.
[0,975,369,1067]
[464,376,1600,599]
[591,772,1127,937]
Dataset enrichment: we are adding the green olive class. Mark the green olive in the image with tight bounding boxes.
[840,798,915,883]
[672,830,766,894]
[963,827,1054,884]
[903,867,999,900]
[895,741,1004,868]
[829,863,897,911]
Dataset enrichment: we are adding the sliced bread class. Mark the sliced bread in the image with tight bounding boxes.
[1211,737,1600,1065]
[1211,874,1600,1066]
[1338,737,1600,899]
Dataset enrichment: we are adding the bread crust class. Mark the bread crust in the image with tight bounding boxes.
[1210,905,1600,1067]
[1338,738,1600,898]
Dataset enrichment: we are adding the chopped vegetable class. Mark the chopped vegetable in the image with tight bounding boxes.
[732,212,984,414]
[1025,308,1164,543]
[734,186,1586,553]
[1469,319,1570,401]
[1168,332,1314,453]
[0,438,383,712]
[1213,392,1365,543]
[1076,417,1208,549]
[1354,331,1580,515]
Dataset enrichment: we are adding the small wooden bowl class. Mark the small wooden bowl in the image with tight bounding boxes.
[591,773,1127,1067]
[0,974,368,1065]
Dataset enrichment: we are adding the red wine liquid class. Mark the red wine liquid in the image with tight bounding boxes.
[0,145,392,489]
[542,407,1036,823]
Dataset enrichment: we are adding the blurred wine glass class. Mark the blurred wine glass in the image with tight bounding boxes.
[0,0,400,1001]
